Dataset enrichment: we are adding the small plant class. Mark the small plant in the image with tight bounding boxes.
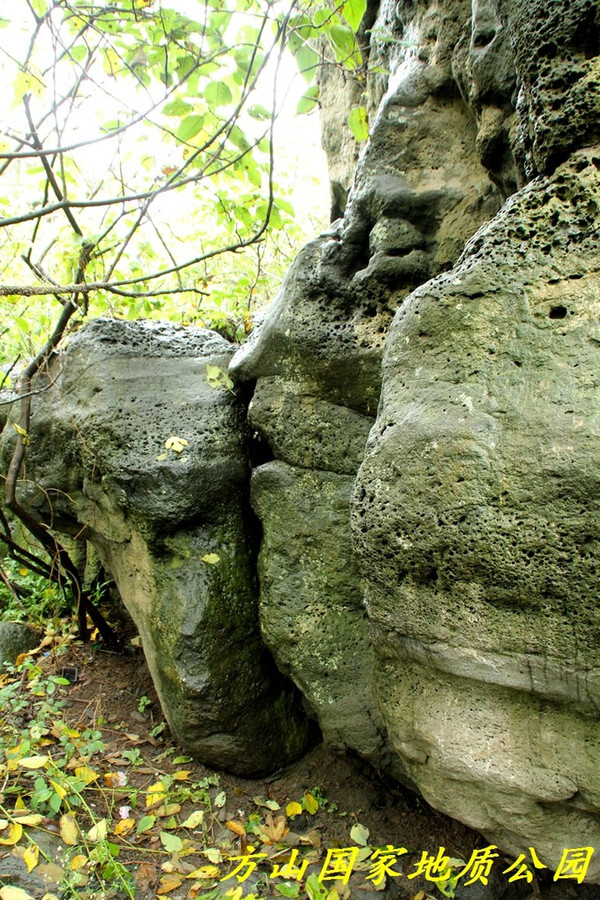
[137,694,152,714]
[0,558,64,626]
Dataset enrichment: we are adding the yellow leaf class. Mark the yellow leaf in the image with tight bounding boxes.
[114,818,135,837]
[225,888,243,900]
[14,797,27,811]
[180,809,204,829]
[155,803,181,818]
[225,819,246,837]
[286,801,303,818]
[0,887,36,900]
[202,553,220,565]
[12,814,43,826]
[165,436,188,453]
[157,874,183,894]
[49,780,67,800]
[146,781,168,807]
[173,770,191,781]
[70,855,88,871]
[103,771,128,788]
[185,865,220,879]
[0,823,23,845]
[304,792,319,814]
[18,755,49,770]
[59,815,79,846]
[23,844,39,873]
[74,765,99,785]
[87,819,108,843]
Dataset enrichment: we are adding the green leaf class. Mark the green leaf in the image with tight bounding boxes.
[341,0,367,32]
[205,81,232,108]
[348,105,368,142]
[160,831,184,853]
[162,99,194,117]
[205,363,234,391]
[177,115,205,141]
[328,23,362,67]
[296,84,320,115]
[248,104,271,120]
[276,883,301,898]
[350,822,370,846]
[136,815,156,834]
[31,0,47,16]
[294,42,319,83]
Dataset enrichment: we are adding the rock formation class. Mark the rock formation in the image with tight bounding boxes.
[3,319,313,776]
[2,0,599,883]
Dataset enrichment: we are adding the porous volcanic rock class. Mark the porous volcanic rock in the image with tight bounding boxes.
[352,149,600,877]
[6,319,312,775]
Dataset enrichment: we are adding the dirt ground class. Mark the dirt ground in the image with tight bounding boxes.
[24,641,596,900]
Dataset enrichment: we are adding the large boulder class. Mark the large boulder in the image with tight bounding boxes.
[352,149,600,876]
[231,0,502,780]
[9,319,312,775]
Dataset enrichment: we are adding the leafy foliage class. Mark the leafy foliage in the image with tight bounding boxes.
[0,0,366,365]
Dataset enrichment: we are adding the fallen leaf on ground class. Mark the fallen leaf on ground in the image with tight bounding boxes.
[180,809,204,829]
[157,873,183,894]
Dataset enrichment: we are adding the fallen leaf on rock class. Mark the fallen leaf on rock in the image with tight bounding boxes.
[257,814,288,844]
[253,796,280,811]
[136,814,156,834]
[160,831,184,853]
[87,818,108,842]
[74,765,98,785]
[69,855,88,871]
[0,887,36,900]
[155,803,181,818]
[11,813,43,826]
[35,862,63,884]
[0,823,23,845]
[350,823,370,846]
[22,843,39,872]
[204,847,222,864]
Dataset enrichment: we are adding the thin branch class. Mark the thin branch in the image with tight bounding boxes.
[23,95,83,237]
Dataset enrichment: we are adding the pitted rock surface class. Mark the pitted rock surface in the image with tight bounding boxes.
[9,319,312,775]
[352,149,600,877]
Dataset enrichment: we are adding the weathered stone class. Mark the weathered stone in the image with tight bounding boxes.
[249,378,373,474]
[0,621,39,669]
[352,149,600,877]
[12,319,313,775]
[231,0,503,790]
[251,461,406,779]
